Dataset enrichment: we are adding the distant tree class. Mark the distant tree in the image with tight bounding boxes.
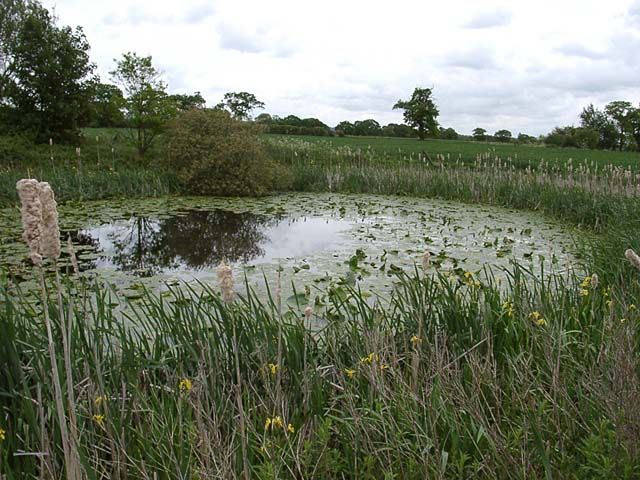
[110,52,175,159]
[281,115,302,126]
[472,127,487,141]
[545,126,598,149]
[439,127,458,140]
[393,87,439,140]
[354,119,382,136]
[254,113,273,124]
[382,123,415,138]
[216,91,264,120]
[579,104,617,149]
[628,107,640,151]
[169,92,206,111]
[517,133,535,144]
[494,129,512,143]
[87,82,125,127]
[605,100,634,151]
[1,0,97,141]
[335,121,355,136]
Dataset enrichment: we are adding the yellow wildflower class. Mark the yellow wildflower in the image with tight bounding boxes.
[344,368,356,378]
[0,427,5,441]
[268,363,279,375]
[530,311,546,326]
[94,395,107,407]
[630,304,636,311]
[502,301,514,317]
[621,318,627,324]
[464,271,473,279]
[380,363,389,371]
[580,276,592,289]
[579,289,589,297]
[179,378,192,393]
[264,417,272,430]
[360,352,377,364]
[606,299,613,308]
[92,414,105,426]
[410,335,421,346]
[287,423,295,433]
[272,416,283,429]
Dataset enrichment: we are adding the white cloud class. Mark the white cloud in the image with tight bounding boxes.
[42,0,640,135]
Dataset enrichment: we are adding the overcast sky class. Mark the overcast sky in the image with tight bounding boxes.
[42,0,640,136]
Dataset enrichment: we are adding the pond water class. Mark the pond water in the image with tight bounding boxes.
[0,193,577,303]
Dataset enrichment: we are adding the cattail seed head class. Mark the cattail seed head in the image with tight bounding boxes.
[304,306,312,319]
[16,179,43,266]
[590,273,599,289]
[625,249,640,271]
[422,251,431,271]
[217,260,235,304]
[38,182,61,259]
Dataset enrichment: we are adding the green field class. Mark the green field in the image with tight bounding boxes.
[265,133,640,169]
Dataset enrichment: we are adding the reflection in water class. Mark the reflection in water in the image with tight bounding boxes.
[75,209,351,276]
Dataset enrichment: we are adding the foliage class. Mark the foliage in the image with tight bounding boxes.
[164,109,289,196]
[216,91,265,120]
[472,127,487,141]
[110,52,176,160]
[545,126,599,149]
[393,87,440,140]
[87,82,125,127]
[580,104,618,150]
[439,127,458,140]
[0,0,96,143]
[605,101,634,151]
[493,129,512,143]
[168,91,206,111]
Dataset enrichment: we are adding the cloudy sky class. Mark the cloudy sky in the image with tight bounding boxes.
[43,0,640,135]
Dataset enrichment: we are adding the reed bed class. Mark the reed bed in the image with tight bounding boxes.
[1,263,639,478]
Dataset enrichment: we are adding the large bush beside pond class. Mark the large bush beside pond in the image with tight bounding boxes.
[164,108,289,196]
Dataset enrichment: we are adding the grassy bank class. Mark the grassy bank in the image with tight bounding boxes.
[1,265,639,478]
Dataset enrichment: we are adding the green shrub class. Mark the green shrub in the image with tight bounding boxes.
[164,109,290,196]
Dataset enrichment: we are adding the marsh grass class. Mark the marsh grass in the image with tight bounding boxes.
[1,263,639,478]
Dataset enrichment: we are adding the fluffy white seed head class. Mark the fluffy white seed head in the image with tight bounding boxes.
[217,260,235,304]
[16,179,43,266]
[590,273,599,289]
[38,182,61,259]
[422,251,431,271]
[625,249,640,271]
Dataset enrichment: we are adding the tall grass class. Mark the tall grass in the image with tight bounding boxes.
[1,265,638,478]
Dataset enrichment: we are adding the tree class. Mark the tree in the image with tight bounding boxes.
[255,113,273,124]
[335,121,355,136]
[1,0,96,141]
[216,91,264,120]
[517,133,535,144]
[110,52,175,159]
[439,127,458,140]
[494,130,512,143]
[579,104,617,149]
[393,87,439,140]
[169,92,206,111]
[87,82,125,127]
[629,107,640,151]
[472,127,487,141]
[353,119,382,136]
[164,108,288,195]
[605,101,633,151]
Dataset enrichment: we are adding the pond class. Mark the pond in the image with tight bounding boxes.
[0,193,576,304]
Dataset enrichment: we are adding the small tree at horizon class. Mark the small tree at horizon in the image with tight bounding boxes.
[216,92,265,121]
[472,127,487,141]
[110,52,175,159]
[393,87,439,140]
